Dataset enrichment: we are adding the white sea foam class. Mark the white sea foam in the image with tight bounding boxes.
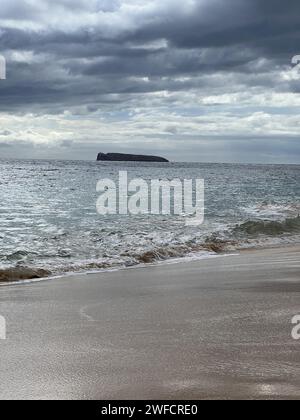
[243,202,300,219]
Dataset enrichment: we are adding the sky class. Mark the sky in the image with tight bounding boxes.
[0,0,300,163]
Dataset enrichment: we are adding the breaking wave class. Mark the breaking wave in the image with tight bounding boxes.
[233,216,300,236]
[1,216,299,283]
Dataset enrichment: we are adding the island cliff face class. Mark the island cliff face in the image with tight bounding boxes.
[97,153,169,163]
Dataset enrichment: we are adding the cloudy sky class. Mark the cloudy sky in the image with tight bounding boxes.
[0,0,300,163]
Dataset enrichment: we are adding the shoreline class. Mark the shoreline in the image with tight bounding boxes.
[0,245,299,399]
[0,241,299,287]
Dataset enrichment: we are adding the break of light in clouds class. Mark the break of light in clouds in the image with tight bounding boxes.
[0,0,300,163]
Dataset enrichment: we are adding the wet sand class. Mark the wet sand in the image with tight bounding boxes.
[0,246,299,400]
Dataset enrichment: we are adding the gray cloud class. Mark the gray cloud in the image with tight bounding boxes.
[0,0,299,162]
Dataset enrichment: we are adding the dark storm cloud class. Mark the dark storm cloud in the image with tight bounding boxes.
[129,0,300,57]
[0,0,299,163]
[0,0,299,113]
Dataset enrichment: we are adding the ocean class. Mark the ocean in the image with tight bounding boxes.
[0,159,299,281]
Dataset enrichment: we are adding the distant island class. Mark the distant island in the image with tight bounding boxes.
[97,153,169,163]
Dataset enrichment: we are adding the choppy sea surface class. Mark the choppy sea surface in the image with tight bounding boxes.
[0,160,299,281]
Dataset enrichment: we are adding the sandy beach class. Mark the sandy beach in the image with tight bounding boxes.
[0,246,299,400]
